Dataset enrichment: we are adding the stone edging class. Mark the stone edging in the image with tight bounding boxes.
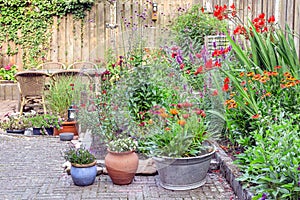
[211,141,253,200]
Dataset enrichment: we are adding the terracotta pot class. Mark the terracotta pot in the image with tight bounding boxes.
[105,150,139,185]
[54,121,78,136]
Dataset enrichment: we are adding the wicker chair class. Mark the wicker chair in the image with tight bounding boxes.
[38,62,66,70]
[51,69,80,81]
[15,71,50,114]
[67,61,97,70]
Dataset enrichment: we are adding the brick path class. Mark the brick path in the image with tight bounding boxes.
[0,133,237,200]
[0,100,237,199]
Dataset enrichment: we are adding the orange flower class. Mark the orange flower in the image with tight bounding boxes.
[263,71,272,76]
[286,75,296,81]
[247,72,254,77]
[259,76,269,83]
[253,74,261,80]
[271,71,278,76]
[160,112,169,118]
[165,127,171,131]
[284,72,291,77]
[227,102,237,109]
[252,114,260,119]
[239,72,245,77]
[285,82,296,88]
[177,120,186,126]
[274,66,282,69]
[230,92,236,98]
[243,87,248,91]
[170,108,179,115]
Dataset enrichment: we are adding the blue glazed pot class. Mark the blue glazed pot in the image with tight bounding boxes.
[70,161,97,186]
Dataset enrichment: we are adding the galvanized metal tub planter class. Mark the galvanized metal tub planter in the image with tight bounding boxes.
[153,143,215,190]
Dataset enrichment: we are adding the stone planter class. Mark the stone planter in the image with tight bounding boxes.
[153,143,215,190]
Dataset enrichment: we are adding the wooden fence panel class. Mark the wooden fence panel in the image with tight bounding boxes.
[1,0,300,68]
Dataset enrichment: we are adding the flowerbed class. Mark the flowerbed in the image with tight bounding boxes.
[74,2,299,199]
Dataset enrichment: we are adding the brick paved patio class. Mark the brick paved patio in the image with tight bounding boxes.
[0,133,237,200]
[0,100,237,199]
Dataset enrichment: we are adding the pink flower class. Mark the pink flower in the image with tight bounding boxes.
[4,64,12,70]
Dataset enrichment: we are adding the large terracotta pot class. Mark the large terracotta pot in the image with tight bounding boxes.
[105,150,139,185]
[54,121,78,136]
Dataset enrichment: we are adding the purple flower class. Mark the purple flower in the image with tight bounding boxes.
[297,165,300,171]
[175,55,183,64]
[260,193,267,200]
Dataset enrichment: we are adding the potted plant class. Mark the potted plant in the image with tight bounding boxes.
[64,146,97,186]
[140,102,216,190]
[45,76,83,136]
[0,112,31,134]
[0,64,17,83]
[105,137,139,185]
[28,113,62,135]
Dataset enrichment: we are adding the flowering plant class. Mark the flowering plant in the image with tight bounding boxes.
[0,112,31,130]
[107,137,138,153]
[0,64,17,81]
[64,146,96,165]
[141,101,214,158]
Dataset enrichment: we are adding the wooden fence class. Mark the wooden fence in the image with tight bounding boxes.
[1,0,299,69]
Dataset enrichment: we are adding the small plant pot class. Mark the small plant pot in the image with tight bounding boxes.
[6,129,25,134]
[32,127,54,135]
[60,132,74,141]
[54,121,78,136]
[70,161,97,186]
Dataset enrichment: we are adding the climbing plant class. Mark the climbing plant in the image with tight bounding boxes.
[0,0,95,68]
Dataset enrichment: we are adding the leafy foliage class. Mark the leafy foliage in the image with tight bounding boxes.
[64,146,96,165]
[171,4,227,55]
[0,0,95,68]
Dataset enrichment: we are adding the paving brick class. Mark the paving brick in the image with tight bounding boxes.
[0,101,237,200]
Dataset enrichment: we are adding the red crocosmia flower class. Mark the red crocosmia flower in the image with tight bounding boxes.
[201,6,204,13]
[262,27,268,32]
[214,61,221,68]
[194,66,203,75]
[274,65,282,69]
[230,3,235,9]
[248,6,251,10]
[180,63,185,70]
[268,15,275,23]
[212,89,218,96]
[205,59,213,69]
[259,13,265,19]
[213,4,228,20]
[252,114,260,119]
[222,83,229,92]
[171,52,177,58]
[212,49,221,57]
[224,77,230,84]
